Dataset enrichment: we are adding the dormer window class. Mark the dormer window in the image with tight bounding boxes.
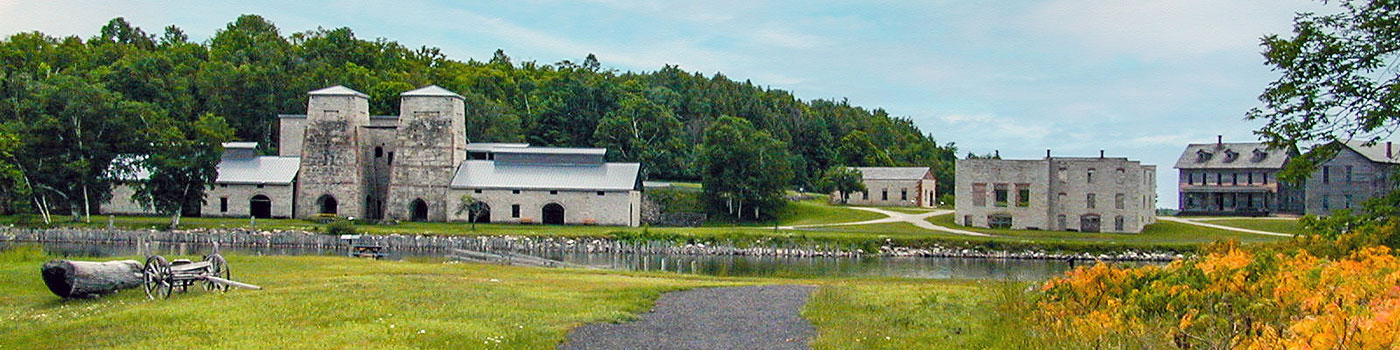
[1196,150,1213,163]
[1223,149,1239,163]
[1251,149,1268,162]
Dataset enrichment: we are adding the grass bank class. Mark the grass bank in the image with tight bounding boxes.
[0,247,1009,349]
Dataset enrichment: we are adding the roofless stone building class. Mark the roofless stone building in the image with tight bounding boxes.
[104,85,642,226]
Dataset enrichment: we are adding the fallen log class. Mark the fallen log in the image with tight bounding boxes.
[41,259,143,298]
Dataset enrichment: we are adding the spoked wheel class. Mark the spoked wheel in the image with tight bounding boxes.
[143,255,172,299]
[202,254,230,292]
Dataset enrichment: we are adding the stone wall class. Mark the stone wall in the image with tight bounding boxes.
[295,94,370,219]
[840,179,931,207]
[955,159,1050,230]
[103,183,158,215]
[386,94,466,222]
[200,183,295,218]
[278,116,306,157]
[447,188,641,226]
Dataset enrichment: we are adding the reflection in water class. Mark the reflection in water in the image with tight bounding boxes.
[3,241,1148,281]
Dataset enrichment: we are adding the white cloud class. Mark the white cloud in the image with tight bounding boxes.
[1022,0,1319,60]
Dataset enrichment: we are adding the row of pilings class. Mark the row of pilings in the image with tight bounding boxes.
[0,227,1183,261]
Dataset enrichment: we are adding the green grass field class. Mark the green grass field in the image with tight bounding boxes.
[915,214,1287,246]
[0,247,1003,349]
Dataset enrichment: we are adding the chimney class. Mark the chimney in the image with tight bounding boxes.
[1217,135,1223,148]
[1099,150,1105,158]
[994,150,1000,158]
[1046,149,1051,159]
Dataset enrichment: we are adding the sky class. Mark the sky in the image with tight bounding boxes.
[0,0,1332,209]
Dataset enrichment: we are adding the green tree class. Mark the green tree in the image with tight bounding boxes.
[817,166,865,204]
[0,128,28,215]
[455,194,488,230]
[836,130,894,167]
[1249,0,1400,182]
[135,113,234,228]
[593,91,687,180]
[698,116,793,221]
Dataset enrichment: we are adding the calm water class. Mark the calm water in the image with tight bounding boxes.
[2,241,1118,281]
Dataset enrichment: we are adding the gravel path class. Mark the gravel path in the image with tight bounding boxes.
[559,285,817,350]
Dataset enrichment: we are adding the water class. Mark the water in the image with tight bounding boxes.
[2,241,1118,281]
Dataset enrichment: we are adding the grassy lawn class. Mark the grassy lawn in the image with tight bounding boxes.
[0,246,1007,349]
[777,199,885,226]
[1190,218,1303,235]
[915,214,1287,247]
[804,279,1027,349]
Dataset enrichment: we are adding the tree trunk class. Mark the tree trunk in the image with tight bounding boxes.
[40,259,143,298]
[82,184,91,223]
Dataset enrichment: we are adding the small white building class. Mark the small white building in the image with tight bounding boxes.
[447,145,642,226]
[834,167,936,207]
[104,142,301,218]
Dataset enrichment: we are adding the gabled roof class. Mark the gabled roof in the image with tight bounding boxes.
[1342,141,1400,164]
[851,167,931,180]
[401,85,464,99]
[465,143,530,152]
[493,147,607,156]
[450,160,640,191]
[307,85,369,98]
[1174,142,1291,169]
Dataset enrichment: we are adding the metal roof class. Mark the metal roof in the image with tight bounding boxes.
[1343,141,1400,164]
[465,143,531,152]
[851,167,931,180]
[401,85,464,99]
[108,155,300,185]
[450,160,639,191]
[1174,142,1291,169]
[493,147,607,156]
[223,142,258,149]
[216,156,300,185]
[307,85,368,98]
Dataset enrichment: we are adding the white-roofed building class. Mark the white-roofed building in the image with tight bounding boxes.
[447,147,642,226]
[103,142,302,218]
[835,167,936,208]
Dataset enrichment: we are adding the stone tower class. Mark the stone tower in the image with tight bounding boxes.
[385,85,466,221]
[295,85,371,219]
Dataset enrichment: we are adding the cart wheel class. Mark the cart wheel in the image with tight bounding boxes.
[202,254,230,292]
[143,256,172,300]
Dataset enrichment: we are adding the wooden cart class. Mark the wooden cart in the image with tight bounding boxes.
[142,244,261,299]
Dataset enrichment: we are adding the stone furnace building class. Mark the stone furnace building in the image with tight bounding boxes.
[1304,141,1398,215]
[105,85,642,226]
[1173,137,1302,216]
[955,152,1157,233]
[833,167,936,207]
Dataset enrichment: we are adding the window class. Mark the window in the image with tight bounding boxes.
[1057,167,1068,183]
[1346,166,1354,182]
[1114,216,1125,231]
[256,184,264,189]
[220,197,228,213]
[512,190,521,194]
[1087,193,1097,209]
[511,204,521,218]
[1016,184,1030,207]
[1057,193,1067,209]
[387,152,394,165]
[1232,173,1238,185]
[550,190,558,195]
[1115,168,1125,184]
[597,191,605,196]
[963,215,973,226]
[971,184,987,206]
[1115,193,1125,209]
[1087,168,1096,183]
[900,188,908,201]
[993,184,1009,207]
[1263,173,1269,184]
[1216,172,1222,185]
[375,146,383,158]
[862,191,869,200]
[988,215,1013,229]
[220,184,228,188]
[1322,196,1331,210]
[1247,173,1254,185]
[1323,166,1330,184]
[881,189,888,201]
[474,189,482,194]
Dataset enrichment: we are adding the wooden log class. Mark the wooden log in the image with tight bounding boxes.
[40,259,143,299]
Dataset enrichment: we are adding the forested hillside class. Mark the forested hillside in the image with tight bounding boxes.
[0,15,957,216]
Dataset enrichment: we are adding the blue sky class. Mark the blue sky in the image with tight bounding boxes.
[0,0,1329,208]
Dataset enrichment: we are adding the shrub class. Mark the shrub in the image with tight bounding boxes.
[325,220,357,236]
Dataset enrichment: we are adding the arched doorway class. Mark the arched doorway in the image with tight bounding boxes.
[410,199,428,221]
[316,195,338,215]
[542,203,564,225]
[250,195,272,219]
[1080,214,1101,233]
[470,203,491,223]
